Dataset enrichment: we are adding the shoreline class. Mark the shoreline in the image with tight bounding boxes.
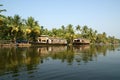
[0,43,119,48]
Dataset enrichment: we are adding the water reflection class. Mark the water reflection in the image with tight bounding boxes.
[0,45,120,79]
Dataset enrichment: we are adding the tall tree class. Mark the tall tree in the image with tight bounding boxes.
[76,25,81,32]
[0,4,6,18]
[11,15,22,41]
[81,25,89,38]
[25,17,40,41]
[65,24,75,44]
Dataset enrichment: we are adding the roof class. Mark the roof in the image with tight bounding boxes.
[39,35,49,37]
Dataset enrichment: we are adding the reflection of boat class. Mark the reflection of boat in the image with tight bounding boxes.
[37,47,49,56]
[37,46,67,56]
[73,38,90,45]
[73,45,90,52]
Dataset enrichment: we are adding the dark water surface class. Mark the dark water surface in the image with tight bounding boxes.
[0,45,120,80]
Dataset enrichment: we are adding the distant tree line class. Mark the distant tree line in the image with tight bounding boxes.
[0,4,120,44]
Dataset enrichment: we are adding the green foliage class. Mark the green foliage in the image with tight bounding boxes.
[0,3,119,44]
[0,4,6,18]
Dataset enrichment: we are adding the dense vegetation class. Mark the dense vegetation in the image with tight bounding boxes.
[0,4,120,44]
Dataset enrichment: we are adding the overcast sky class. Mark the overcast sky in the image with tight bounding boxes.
[1,0,120,38]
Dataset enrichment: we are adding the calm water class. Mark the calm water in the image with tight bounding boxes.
[0,45,120,80]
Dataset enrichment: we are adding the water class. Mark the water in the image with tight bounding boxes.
[0,45,120,80]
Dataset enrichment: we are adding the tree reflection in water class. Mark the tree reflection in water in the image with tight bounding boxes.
[0,45,119,76]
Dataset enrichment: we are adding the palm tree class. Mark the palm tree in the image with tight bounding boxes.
[88,28,93,42]
[25,16,39,28]
[16,19,26,40]
[81,25,89,38]
[40,26,44,35]
[0,4,7,39]
[61,25,65,30]
[5,15,25,42]
[61,25,66,33]
[65,24,75,44]
[92,30,97,43]
[51,28,58,37]
[0,4,6,18]
[25,17,40,41]
[102,32,107,44]
[75,25,81,38]
[76,25,81,32]
[103,32,106,38]
[11,15,22,42]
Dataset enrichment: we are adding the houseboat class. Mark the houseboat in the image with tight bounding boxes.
[33,35,67,46]
[73,38,90,45]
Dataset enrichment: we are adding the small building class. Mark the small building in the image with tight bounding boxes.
[73,38,90,45]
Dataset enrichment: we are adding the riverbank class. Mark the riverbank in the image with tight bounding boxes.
[0,43,31,47]
[0,42,119,48]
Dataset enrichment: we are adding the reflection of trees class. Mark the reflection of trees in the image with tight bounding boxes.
[0,45,119,75]
[74,45,96,63]
[108,45,119,51]
[73,45,120,64]
[0,47,42,76]
[49,47,74,64]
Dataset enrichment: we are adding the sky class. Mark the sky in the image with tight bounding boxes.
[1,0,120,38]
